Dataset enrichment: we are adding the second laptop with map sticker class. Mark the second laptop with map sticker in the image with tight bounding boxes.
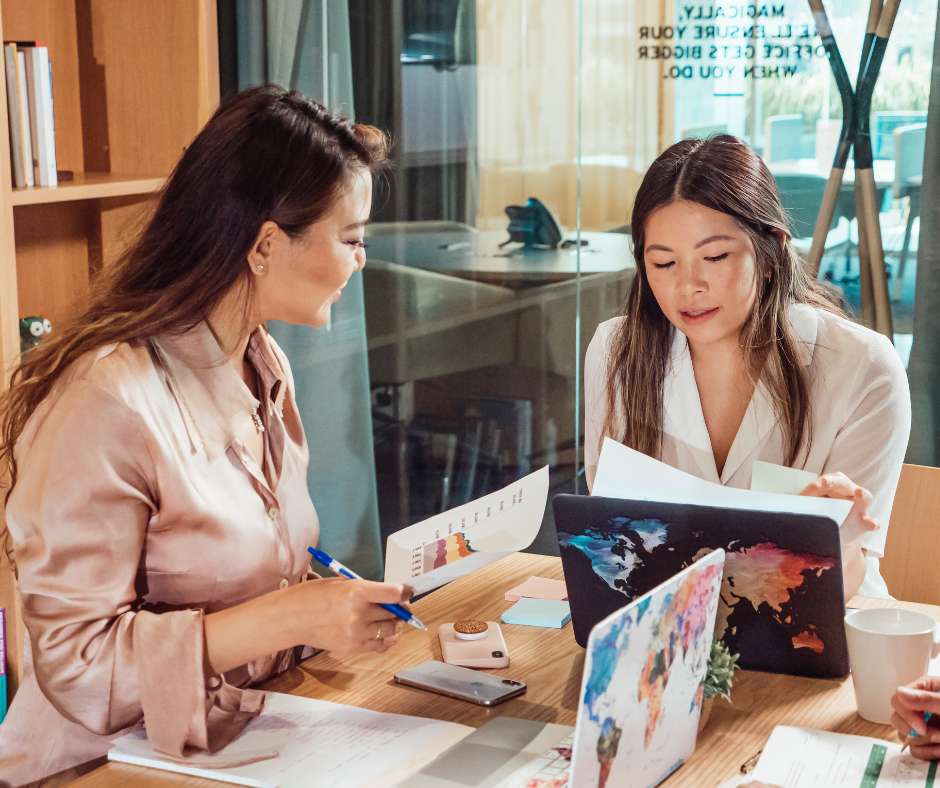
[553,493,849,678]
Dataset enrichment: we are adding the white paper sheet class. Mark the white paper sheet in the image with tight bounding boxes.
[750,726,937,787]
[751,459,819,496]
[384,466,549,595]
[108,692,473,788]
[592,438,852,525]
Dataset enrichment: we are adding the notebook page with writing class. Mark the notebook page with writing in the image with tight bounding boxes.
[109,692,473,788]
[750,726,936,787]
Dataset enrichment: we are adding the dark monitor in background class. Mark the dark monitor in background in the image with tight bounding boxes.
[401,1,468,66]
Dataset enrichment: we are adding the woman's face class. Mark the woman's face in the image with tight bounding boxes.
[643,200,760,351]
[254,169,372,327]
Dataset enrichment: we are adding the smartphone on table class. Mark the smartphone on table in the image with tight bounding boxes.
[394,661,526,706]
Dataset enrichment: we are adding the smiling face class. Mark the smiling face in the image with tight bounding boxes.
[252,169,372,327]
[643,200,762,352]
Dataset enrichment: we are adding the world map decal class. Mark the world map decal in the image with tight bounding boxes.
[556,497,849,678]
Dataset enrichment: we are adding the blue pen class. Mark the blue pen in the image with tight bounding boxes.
[307,547,427,631]
[902,712,933,752]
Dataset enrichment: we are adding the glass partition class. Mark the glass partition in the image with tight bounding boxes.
[220,0,935,567]
[348,0,619,554]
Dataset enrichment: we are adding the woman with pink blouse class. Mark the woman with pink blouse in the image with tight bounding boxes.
[0,86,409,786]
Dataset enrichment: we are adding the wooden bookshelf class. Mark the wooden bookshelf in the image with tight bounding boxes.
[10,172,166,206]
[0,0,220,701]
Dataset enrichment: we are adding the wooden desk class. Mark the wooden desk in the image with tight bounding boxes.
[74,554,926,788]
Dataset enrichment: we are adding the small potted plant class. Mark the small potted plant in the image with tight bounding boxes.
[699,638,739,732]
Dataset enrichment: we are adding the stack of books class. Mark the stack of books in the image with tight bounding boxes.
[3,41,56,189]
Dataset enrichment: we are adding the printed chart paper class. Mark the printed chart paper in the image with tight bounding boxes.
[385,466,549,595]
[109,692,473,788]
[750,726,938,787]
[593,438,852,525]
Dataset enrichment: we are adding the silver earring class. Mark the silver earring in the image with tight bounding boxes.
[256,265,264,272]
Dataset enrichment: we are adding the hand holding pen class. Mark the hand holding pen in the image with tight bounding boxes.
[891,676,940,759]
[309,548,427,632]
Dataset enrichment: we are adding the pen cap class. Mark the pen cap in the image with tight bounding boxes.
[307,547,332,567]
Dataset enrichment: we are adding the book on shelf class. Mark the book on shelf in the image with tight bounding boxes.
[16,49,33,187]
[3,44,24,189]
[1,607,7,725]
[3,41,56,189]
[23,45,56,187]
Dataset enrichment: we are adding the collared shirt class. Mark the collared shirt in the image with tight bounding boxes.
[0,323,319,786]
[584,305,912,598]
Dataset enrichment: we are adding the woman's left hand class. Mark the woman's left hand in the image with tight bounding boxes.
[799,472,877,599]
[799,472,878,545]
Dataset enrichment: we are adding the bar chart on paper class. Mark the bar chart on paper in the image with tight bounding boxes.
[386,466,549,595]
[420,532,475,573]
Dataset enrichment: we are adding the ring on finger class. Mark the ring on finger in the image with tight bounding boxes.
[375,623,382,640]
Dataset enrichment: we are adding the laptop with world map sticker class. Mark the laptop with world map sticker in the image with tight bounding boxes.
[571,548,725,788]
[553,495,849,678]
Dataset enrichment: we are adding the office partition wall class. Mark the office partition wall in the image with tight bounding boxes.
[218,0,936,570]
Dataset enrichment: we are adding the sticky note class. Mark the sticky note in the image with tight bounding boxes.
[505,576,568,602]
[501,598,571,628]
[750,460,817,496]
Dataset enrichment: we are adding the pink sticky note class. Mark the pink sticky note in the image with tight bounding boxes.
[504,576,568,602]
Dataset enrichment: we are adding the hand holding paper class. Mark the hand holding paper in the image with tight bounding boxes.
[592,438,853,525]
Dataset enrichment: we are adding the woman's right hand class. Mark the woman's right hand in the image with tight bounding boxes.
[891,676,940,760]
[204,577,413,675]
[284,576,412,655]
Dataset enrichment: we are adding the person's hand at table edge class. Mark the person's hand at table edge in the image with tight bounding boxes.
[891,676,940,760]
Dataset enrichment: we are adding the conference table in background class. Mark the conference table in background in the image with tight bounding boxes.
[363,228,634,287]
[361,227,636,533]
[74,553,925,788]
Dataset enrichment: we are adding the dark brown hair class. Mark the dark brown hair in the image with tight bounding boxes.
[603,134,841,467]
[1,86,387,559]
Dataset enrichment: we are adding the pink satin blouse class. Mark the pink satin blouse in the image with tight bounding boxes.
[0,323,319,786]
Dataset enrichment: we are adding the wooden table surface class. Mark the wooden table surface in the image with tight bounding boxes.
[73,554,929,788]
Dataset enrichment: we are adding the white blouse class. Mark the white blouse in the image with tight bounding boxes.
[584,305,911,598]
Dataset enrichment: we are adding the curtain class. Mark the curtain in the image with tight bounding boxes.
[905,5,940,467]
[476,0,673,233]
[224,0,383,578]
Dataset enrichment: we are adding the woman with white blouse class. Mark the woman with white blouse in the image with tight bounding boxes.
[584,135,910,601]
[0,87,411,786]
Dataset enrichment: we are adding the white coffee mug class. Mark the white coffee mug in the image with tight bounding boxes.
[844,608,940,724]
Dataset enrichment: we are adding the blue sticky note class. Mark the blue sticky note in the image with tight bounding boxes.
[501,598,571,628]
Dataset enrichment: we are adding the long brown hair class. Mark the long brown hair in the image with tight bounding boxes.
[603,135,841,467]
[1,86,387,562]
